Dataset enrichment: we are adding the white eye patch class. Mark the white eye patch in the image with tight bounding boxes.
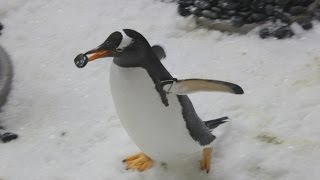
[117,30,133,50]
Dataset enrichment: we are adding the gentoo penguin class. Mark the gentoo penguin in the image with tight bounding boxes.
[74,29,244,173]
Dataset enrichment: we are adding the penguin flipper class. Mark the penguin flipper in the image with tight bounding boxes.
[205,116,228,131]
[152,45,166,60]
[161,79,244,95]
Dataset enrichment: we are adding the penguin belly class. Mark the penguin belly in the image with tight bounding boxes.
[109,63,203,162]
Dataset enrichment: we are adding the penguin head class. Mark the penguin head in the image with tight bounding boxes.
[75,29,152,68]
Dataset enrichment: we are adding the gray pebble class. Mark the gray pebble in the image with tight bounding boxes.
[194,0,211,9]
[289,6,307,15]
[265,5,275,15]
[252,13,267,22]
[218,0,239,10]
[202,10,219,19]
[226,10,237,15]
[299,21,313,30]
[231,16,244,27]
[220,14,231,19]
[272,26,294,39]
[313,9,320,20]
[275,0,291,6]
[239,11,251,17]
[211,7,222,13]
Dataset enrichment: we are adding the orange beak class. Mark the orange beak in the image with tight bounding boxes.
[86,49,114,62]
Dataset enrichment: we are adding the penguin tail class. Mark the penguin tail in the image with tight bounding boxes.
[205,116,228,131]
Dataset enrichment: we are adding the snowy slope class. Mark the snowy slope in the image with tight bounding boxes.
[0,0,320,180]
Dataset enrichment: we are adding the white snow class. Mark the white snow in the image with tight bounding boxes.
[0,0,320,180]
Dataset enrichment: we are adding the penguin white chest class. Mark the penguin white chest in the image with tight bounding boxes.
[109,63,201,161]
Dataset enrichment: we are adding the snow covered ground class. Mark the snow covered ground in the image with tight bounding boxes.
[0,0,320,179]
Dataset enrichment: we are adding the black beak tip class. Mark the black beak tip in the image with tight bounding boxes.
[74,53,88,68]
[230,84,244,95]
[233,85,244,94]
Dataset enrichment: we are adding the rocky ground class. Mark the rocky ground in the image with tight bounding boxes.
[177,0,320,38]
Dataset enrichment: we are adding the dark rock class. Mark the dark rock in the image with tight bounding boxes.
[239,11,251,17]
[301,0,315,6]
[211,7,222,13]
[0,22,3,31]
[178,0,195,7]
[220,14,231,19]
[272,26,294,39]
[245,16,255,23]
[291,0,308,6]
[268,15,277,22]
[208,0,218,5]
[174,0,316,38]
[226,10,237,15]
[192,8,202,16]
[251,0,266,12]
[289,6,307,15]
[299,21,313,30]
[240,7,251,12]
[231,16,244,26]
[178,5,192,16]
[273,5,283,11]
[201,10,219,19]
[218,0,239,10]
[276,11,292,24]
[194,0,211,9]
[259,28,271,38]
[252,13,267,22]
[275,0,291,6]
[313,9,320,21]
[74,53,89,68]
[240,0,252,8]
[1,132,18,143]
[265,5,275,15]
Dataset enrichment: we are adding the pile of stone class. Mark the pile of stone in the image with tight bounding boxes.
[177,0,320,39]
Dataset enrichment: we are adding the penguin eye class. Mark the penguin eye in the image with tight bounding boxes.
[116,48,124,52]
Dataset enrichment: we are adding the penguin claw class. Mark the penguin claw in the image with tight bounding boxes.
[200,160,210,173]
[122,153,141,163]
[123,152,153,172]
